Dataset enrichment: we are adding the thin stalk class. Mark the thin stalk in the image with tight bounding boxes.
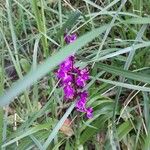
[31,0,49,57]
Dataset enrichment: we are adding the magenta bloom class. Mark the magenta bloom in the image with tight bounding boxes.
[76,99,86,112]
[80,68,89,80]
[56,33,93,118]
[80,91,88,99]
[64,33,77,44]
[56,69,65,78]
[86,107,93,118]
[75,91,88,112]
[76,77,85,87]
[60,56,74,71]
[63,74,72,84]
[76,68,89,87]
[64,83,75,99]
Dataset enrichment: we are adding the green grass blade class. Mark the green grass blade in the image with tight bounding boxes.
[6,0,22,77]
[13,0,35,18]
[0,25,107,107]
[93,0,127,67]
[97,62,150,84]
[2,123,52,148]
[0,108,3,148]
[143,92,150,130]
[29,135,43,150]
[56,11,81,38]
[91,42,150,62]
[31,0,48,57]
[111,24,147,150]
[117,120,133,140]
[94,78,150,92]
[0,61,4,148]
[125,17,150,24]
[42,103,75,150]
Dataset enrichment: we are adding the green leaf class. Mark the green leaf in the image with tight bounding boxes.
[125,17,150,24]
[2,122,52,148]
[79,115,108,144]
[144,134,150,150]
[52,139,65,150]
[20,58,31,73]
[143,92,150,129]
[14,130,49,150]
[31,0,48,56]
[80,97,115,144]
[117,120,133,140]
[0,67,4,146]
[65,140,71,150]
[0,108,3,147]
[42,103,75,149]
[98,62,150,84]
[95,78,150,92]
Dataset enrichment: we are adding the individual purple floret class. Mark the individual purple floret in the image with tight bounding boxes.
[80,91,88,99]
[56,33,93,118]
[63,74,72,84]
[64,83,75,99]
[86,107,93,119]
[76,76,85,87]
[75,91,88,112]
[76,99,86,112]
[60,56,74,71]
[64,33,77,44]
[80,68,89,80]
[76,68,89,87]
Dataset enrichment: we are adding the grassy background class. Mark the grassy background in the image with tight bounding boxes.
[0,0,150,149]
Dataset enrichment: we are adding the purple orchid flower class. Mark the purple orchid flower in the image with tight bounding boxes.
[56,33,93,118]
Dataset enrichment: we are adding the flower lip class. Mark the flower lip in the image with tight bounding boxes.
[80,91,88,99]
[79,68,89,80]
[86,107,93,118]
[76,77,85,87]
[75,98,86,112]
[60,56,74,72]
[64,33,77,44]
[64,83,75,100]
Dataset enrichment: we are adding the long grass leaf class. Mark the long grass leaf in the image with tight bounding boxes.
[0,25,107,106]
[97,63,150,84]
[42,103,75,149]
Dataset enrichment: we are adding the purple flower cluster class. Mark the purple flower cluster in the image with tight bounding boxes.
[56,33,93,118]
